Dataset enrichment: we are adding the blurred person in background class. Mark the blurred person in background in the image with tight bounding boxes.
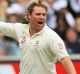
[42,0,57,29]
[58,6,75,28]
[6,0,27,23]
[8,0,27,14]
[54,16,69,41]
[0,0,11,22]
[3,40,20,56]
[42,0,75,29]
[4,13,20,56]
[6,0,39,24]
[69,0,80,16]
[52,0,75,28]
[3,11,20,56]
[65,28,80,54]
[75,15,80,41]
[0,2,76,74]
[6,14,20,23]
[0,31,19,57]
[7,0,39,15]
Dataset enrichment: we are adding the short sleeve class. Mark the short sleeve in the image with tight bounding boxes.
[49,31,69,61]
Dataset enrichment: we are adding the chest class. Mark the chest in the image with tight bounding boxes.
[19,34,48,52]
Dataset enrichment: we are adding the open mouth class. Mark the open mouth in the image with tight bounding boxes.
[38,21,43,24]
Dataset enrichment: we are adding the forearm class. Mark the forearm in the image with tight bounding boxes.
[60,56,76,74]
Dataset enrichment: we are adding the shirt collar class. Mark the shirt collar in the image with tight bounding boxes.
[26,23,46,37]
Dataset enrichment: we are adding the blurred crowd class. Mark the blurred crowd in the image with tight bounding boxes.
[0,0,80,57]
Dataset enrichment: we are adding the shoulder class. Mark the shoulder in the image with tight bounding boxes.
[44,25,63,42]
[13,23,28,33]
[44,25,59,37]
[14,23,26,27]
[4,23,28,30]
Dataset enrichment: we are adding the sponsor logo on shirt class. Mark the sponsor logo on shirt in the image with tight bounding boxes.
[20,31,26,45]
[57,43,64,50]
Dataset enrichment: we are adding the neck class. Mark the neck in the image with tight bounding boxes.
[29,26,37,37]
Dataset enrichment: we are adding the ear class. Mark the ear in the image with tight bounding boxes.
[27,13,31,20]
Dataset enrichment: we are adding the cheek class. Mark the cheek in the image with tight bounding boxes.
[31,17,38,22]
[31,19,37,23]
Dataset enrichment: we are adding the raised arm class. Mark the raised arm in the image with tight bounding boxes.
[0,22,18,40]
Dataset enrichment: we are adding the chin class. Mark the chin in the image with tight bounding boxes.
[36,28,43,32]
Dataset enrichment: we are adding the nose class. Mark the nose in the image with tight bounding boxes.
[39,14,45,20]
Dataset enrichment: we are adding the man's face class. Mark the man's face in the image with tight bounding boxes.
[28,6,47,32]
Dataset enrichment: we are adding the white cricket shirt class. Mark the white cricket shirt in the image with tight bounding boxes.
[0,22,69,74]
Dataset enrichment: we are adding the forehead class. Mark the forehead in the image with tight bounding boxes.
[32,6,47,13]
